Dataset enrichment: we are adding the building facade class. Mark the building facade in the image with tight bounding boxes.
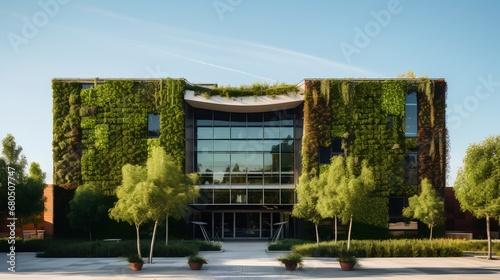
[52,78,447,239]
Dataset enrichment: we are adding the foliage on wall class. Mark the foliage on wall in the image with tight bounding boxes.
[53,81,82,189]
[53,78,186,194]
[301,78,447,226]
[190,82,299,98]
[417,79,447,194]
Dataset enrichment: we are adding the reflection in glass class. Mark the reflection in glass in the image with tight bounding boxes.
[281,189,295,204]
[248,189,263,204]
[214,127,230,139]
[231,189,246,204]
[231,127,246,139]
[247,127,263,139]
[197,127,213,139]
[247,113,262,126]
[264,189,279,204]
[214,189,230,203]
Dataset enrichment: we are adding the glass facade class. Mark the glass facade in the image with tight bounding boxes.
[405,92,418,137]
[193,108,296,205]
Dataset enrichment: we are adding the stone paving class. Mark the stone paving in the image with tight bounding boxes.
[1,241,500,279]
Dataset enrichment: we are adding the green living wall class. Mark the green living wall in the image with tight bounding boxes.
[301,79,447,227]
[53,78,186,194]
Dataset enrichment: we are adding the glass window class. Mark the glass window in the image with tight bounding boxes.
[280,140,294,153]
[214,140,230,152]
[81,83,94,89]
[195,109,212,126]
[231,127,246,139]
[248,189,263,204]
[197,140,213,152]
[405,152,418,185]
[406,92,418,137]
[213,111,230,126]
[247,140,263,152]
[280,127,294,139]
[264,154,280,172]
[213,172,229,185]
[214,189,230,204]
[231,140,247,152]
[231,174,246,185]
[197,127,213,139]
[281,109,294,126]
[264,173,280,185]
[214,127,230,139]
[264,189,279,204]
[281,154,293,172]
[247,127,263,139]
[148,113,160,138]
[231,189,247,204]
[231,154,246,171]
[196,189,213,204]
[247,153,263,171]
[281,175,294,185]
[248,173,263,185]
[213,153,230,172]
[281,189,295,204]
[247,113,262,126]
[197,153,213,172]
[264,112,280,126]
[231,113,246,125]
[198,173,213,185]
[264,139,280,152]
[264,127,280,139]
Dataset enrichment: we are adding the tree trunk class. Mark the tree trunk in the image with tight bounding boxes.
[149,220,158,264]
[135,224,141,258]
[315,223,319,246]
[486,215,492,260]
[429,225,433,241]
[347,216,353,251]
[334,215,338,243]
[165,212,170,246]
[89,229,92,242]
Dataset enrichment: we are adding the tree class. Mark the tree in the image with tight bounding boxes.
[403,178,445,240]
[109,164,149,258]
[454,135,500,260]
[335,156,376,250]
[0,134,46,239]
[317,157,346,243]
[145,146,199,264]
[68,183,115,241]
[292,173,323,245]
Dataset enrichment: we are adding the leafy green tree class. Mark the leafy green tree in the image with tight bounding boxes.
[68,183,115,241]
[145,146,199,263]
[403,178,445,240]
[0,134,46,239]
[317,157,345,243]
[454,135,500,260]
[335,156,376,250]
[292,173,323,245]
[109,164,149,258]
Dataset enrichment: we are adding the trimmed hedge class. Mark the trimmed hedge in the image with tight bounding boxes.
[268,239,310,251]
[0,239,220,258]
[292,239,468,257]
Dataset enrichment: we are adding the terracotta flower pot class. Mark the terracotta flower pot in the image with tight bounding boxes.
[129,262,143,271]
[339,261,355,271]
[284,262,298,271]
[188,261,204,270]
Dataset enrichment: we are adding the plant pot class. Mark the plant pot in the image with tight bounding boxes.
[339,261,355,271]
[188,261,204,270]
[129,262,143,271]
[284,262,298,271]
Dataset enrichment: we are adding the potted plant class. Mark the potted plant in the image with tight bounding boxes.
[337,253,359,271]
[277,253,303,271]
[187,254,207,270]
[126,253,144,271]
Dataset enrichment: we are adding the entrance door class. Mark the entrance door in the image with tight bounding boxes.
[235,212,260,237]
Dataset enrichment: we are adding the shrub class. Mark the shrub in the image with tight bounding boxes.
[277,252,303,266]
[268,239,309,251]
[187,254,207,264]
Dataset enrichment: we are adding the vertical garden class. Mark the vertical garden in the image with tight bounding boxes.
[53,78,186,194]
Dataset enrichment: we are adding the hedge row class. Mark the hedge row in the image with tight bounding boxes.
[291,239,500,258]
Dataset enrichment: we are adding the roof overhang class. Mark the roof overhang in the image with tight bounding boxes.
[184,90,304,113]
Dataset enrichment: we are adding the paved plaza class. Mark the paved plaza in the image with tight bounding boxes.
[1,241,499,279]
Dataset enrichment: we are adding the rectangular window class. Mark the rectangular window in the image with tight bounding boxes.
[148,113,160,138]
[404,152,418,185]
[405,92,417,137]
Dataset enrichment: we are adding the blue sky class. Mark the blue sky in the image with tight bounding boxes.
[1,0,499,185]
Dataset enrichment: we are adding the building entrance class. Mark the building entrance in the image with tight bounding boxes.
[198,211,286,240]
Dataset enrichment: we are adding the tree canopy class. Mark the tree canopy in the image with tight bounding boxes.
[403,178,445,240]
[454,135,500,259]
